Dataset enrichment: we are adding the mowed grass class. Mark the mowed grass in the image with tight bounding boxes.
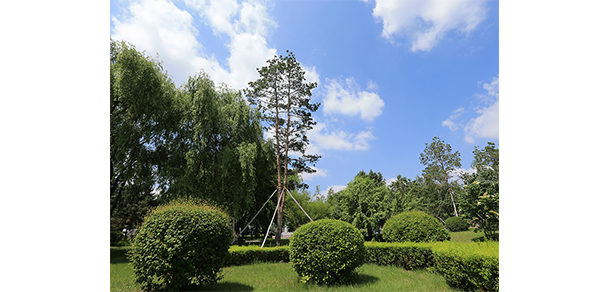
[199,262,458,292]
[111,230,491,291]
[111,248,459,292]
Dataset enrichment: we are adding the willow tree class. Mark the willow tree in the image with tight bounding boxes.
[246,51,320,246]
[110,39,179,230]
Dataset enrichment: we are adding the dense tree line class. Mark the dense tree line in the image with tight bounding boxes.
[283,138,499,241]
[110,39,499,242]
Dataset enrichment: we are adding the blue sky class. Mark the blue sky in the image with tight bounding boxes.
[110,0,499,198]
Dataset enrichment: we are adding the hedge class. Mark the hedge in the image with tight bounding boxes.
[223,241,498,291]
[226,245,290,266]
[364,242,435,270]
[364,241,499,292]
[428,242,499,292]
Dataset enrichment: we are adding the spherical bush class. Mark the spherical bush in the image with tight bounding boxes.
[289,219,365,285]
[382,211,450,243]
[445,216,470,232]
[128,198,233,291]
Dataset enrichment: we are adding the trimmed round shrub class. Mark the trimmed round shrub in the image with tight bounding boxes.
[382,211,450,243]
[289,219,365,285]
[128,198,233,291]
[445,216,470,232]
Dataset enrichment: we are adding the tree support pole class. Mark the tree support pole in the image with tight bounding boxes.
[231,189,278,245]
[285,188,313,222]
[262,189,283,248]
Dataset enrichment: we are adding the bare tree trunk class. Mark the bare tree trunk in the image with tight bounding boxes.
[275,189,285,246]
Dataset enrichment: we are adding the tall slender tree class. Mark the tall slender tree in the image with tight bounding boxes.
[419,137,462,218]
[246,51,320,245]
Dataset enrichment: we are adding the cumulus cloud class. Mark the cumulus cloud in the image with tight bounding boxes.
[443,75,499,144]
[111,0,278,89]
[322,77,385,122]
[300,167,327,182]
[368,0,488,52]
[463,100,499,144]
[309,123,376,152]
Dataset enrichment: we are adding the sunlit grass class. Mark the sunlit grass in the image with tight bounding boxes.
[198,262,459,292]
[111,248,459,292]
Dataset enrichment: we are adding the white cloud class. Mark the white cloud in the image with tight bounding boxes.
[463,100,499,143]
[309,123,376,151]
[441,107,465,131]
[111,0,278,90]
[111,0,206,85]
[442,75,499,144]
[369,0,488,52]
[303,65,320,85]
[322,77,385,122]
[301,167,327,182]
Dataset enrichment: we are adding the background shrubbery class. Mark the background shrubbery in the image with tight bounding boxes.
[128,198,233,291]
[289,219,365,285]
[444,216,470,232]
[383,211,450,243]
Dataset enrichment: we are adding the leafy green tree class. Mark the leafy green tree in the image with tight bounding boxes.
[335,171,389,238]
[246,51,320,245]
[386,175,424,216]
[459,142,499,239]
[110,39,179,230]
[159,71,277,243]
[419,137,462,217]
[461,171,499,239]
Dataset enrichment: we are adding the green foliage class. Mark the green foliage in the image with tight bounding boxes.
[419,137,462,217]
[289,219,365,285]
[364,242,435,270]
[386,175,425,216]
[430,242,499,292]
[334,171,389,238]
[459,142,499,240]
[128,198,233,291]
[110,39,178,231]
[445,217,469,232]
[383,211,450,243]
[110,231,123,246]
[226,245,290,266]
[460,170,499,240]
[365,241,499,292]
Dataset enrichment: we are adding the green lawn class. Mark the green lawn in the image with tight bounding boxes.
[111,248,458,292]
[111,229,493,291]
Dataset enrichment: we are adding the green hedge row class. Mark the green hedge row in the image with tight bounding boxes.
[225,245,289,266]
[226,242,498,291]
[364,241,499,292]
[364,242,435,270]
[428,242,499,292]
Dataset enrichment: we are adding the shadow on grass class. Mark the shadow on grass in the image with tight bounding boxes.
[197,281,254,291]
[352,273,380,286]
[110,248,130,264]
